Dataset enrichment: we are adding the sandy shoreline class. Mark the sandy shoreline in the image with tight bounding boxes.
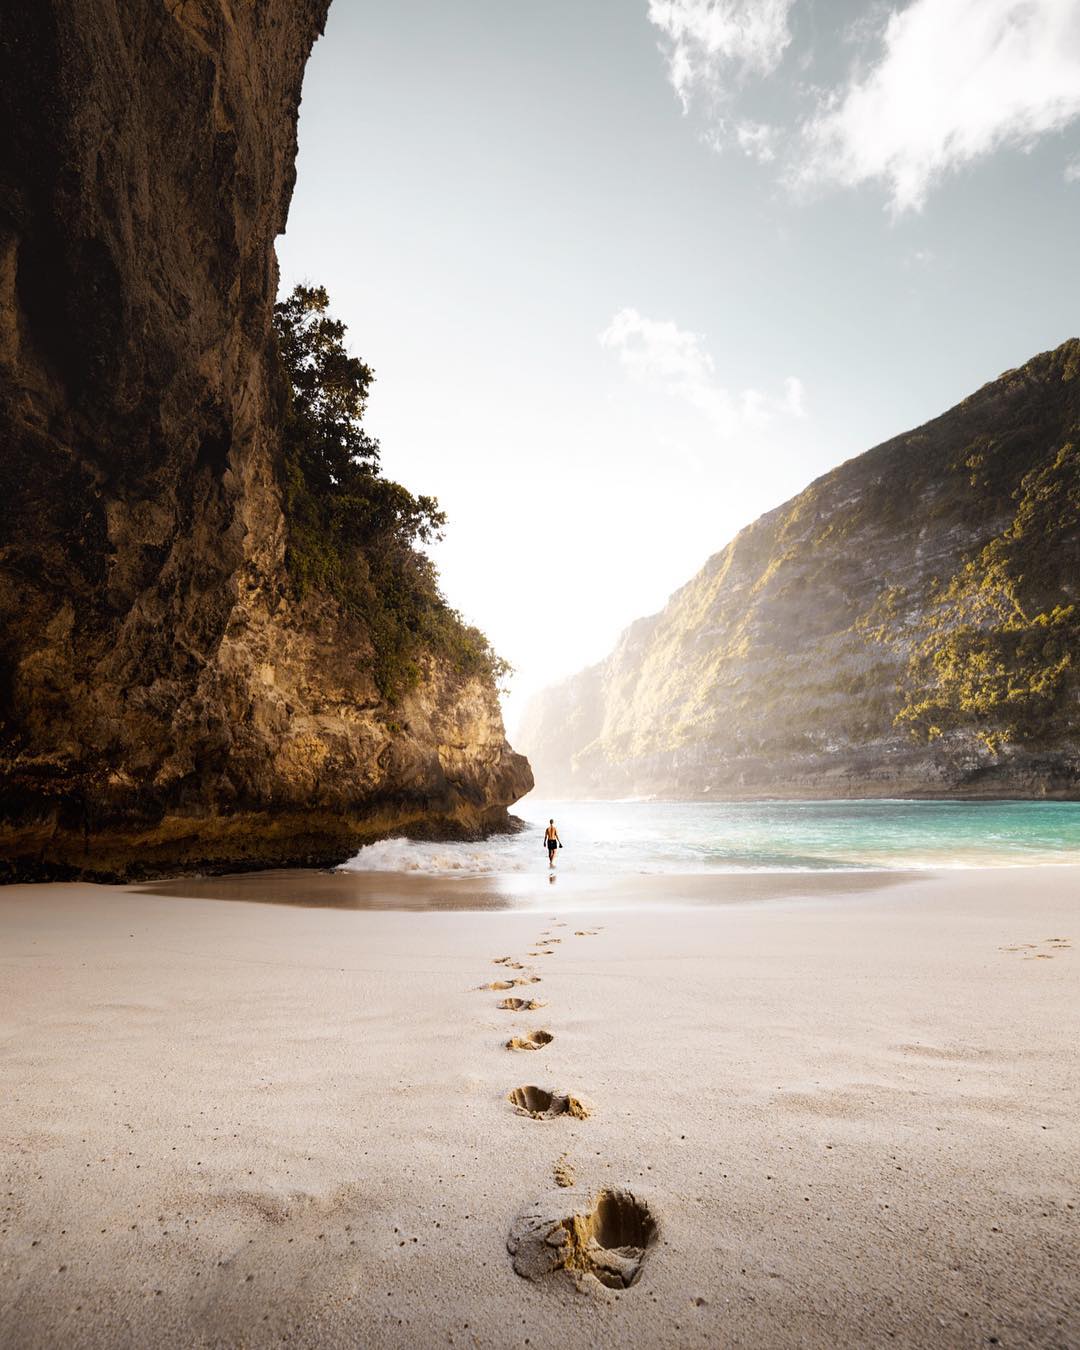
[1,867,1077,1348]
[130,864,918,911]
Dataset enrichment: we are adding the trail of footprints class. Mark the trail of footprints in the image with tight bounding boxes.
[470,918,658,1292]
[999,936,1072,959]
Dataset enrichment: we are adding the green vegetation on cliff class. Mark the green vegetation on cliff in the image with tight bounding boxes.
[273,285,506,701]
[896,436,1079,750]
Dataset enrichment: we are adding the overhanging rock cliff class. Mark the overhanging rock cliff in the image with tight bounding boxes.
[0,1,531,880]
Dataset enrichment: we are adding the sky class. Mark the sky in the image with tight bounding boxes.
[276,0,1080,733]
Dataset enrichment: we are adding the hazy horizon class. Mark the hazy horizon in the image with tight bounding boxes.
[277,0,1080,733]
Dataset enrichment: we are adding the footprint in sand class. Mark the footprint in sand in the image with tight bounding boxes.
[497,997,547,1012]
[507,1086,590,1121]
[574,930,599,937]
[1005,936,1074,960]
[480,980,517,991]
[506,1029,554,1052]
[1001,938,1071,959]
[507,1188,657,1289]
[553,1155,575,1188]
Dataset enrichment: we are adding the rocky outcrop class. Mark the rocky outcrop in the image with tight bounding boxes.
[0,1,530,881]
[520,341,1080,800]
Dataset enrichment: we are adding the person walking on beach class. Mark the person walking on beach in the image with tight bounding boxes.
[544,819,562,867]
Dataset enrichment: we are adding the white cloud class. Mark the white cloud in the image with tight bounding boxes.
[798,0,1080,212]
[735,118,780,162]
[599,307,805,435]
[1066,154,1080,181]
[647,0,795,110]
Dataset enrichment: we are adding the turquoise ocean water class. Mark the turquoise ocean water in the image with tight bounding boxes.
[340,797,1080,875]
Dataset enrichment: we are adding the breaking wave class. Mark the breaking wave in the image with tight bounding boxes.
[337,836,528,875]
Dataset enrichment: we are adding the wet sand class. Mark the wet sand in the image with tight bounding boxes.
[131,864,914,911]
[1,867,1077,1348]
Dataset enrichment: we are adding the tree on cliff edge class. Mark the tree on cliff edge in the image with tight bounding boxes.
[273,285,504,700]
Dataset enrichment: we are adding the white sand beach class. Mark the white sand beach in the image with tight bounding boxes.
[1,868,1077,1348]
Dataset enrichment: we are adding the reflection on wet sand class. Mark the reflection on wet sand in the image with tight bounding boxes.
[130,866,914,913]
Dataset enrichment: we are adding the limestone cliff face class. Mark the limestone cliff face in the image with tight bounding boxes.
[0,1,530,880]
[521,341,1080,800]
